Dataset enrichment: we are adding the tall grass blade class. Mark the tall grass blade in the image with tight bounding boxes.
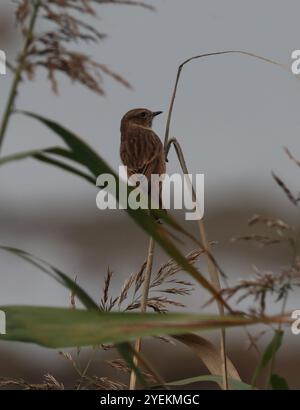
[0,306,288,348]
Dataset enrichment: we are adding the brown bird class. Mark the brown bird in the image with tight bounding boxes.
[120,108,166,211]
[120,108,165,178]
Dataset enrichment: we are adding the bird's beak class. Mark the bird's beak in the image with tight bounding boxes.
[152,111,163,117]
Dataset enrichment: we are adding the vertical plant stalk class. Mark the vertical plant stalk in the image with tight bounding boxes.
[166,138,229,390]
[128,335,167,389]
[0,0,42,154]
[129,236,155,390]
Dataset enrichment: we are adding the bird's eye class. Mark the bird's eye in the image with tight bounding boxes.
[140,112,147,118]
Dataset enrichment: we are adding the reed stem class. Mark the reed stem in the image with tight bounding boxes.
[166,137,229,389]
[129,237,155,390]
[0,0,42,154]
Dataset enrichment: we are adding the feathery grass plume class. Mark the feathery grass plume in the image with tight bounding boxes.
[151,249,201,288]
[248,215,291,232]
[221,266,300,316]
[58,350,154,390]
[229,153,300,386]
[108,359,155,382]
[0,374,64,390]
[233,213,295,248]
[230,216,300,315]
[55,251,201,389]
[98,250,201,313]
[100,267,114,311]
[85,376,128,390]
[232,234,282,247]
[0,0,153,153]
[15,0,153,94]
[108,358,131,373]
[117,268,139,308]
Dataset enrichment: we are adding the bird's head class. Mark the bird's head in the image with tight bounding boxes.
[121,108,163,129]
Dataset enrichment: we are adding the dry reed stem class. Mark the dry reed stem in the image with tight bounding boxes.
[166,138,229,389]
[0,0,42,154]
[129,237,155,390]
[128,341,168,389]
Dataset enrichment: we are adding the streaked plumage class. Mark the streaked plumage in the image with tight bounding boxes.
[120,108,166,180]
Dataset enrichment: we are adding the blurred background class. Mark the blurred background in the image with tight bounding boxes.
[1,0,300,389]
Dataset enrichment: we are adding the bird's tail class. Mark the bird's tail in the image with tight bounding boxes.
[148,179,167,224]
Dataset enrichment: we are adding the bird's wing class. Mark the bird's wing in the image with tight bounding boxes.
[122,126,164,174]
[139,127,164,169]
